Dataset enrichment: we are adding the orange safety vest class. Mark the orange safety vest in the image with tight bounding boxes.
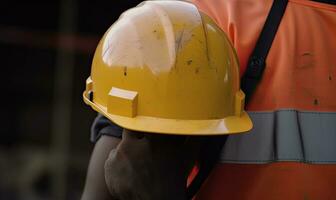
[190,0,336,199]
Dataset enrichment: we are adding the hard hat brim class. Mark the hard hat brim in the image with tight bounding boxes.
[84,92,252,135]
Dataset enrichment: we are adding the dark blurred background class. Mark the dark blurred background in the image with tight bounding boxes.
[0,0,142,199]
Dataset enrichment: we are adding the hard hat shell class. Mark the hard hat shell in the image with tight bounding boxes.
[83,0,252,135]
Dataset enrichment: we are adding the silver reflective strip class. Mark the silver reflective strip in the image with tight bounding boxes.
[220,110,336,164]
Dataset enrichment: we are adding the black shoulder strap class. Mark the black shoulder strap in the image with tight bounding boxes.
[241,0,288,102]
[187,0,288,199]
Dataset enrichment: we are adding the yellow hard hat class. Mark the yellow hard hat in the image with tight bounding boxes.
[83,0,252,135]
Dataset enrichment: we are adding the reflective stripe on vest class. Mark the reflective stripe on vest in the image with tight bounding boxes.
[220,110,336,164]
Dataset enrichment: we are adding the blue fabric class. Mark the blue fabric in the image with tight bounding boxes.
[90,114,123,143]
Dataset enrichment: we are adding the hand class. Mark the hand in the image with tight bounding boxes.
[104,129,201,200]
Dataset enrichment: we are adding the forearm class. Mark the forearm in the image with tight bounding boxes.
[81,135,121,200]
